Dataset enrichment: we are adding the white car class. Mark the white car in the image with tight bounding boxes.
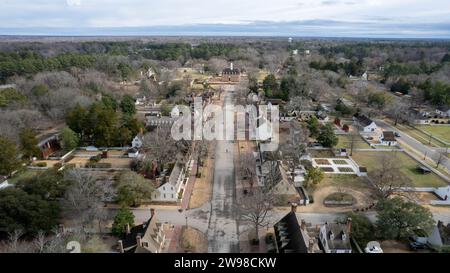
[365,246,383,253]
[365,241,383,253]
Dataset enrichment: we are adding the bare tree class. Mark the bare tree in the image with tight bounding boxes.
[436,151,448,169]
[4,230,25,253]
[33,230,47,253]
[142,126,185,173]
[236,189,274,243]
[240,152,257,188]
[280,122,308,184]
[262,160,282,192]
[387,99,409,126]
[63,169,108,230]
[370,153,413,199]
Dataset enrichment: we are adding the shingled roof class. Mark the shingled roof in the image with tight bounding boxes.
[354,114,374,127]
[274,211,308,253]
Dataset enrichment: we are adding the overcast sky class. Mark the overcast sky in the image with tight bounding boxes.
[1,0,450,38]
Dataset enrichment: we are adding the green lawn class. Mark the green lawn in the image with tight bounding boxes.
[257,69,270,82]
[326,174,372,189]
[417,125,450,144]
[351,151,448,188]
[8,169,43,184]
[336,135,372,150]
[394,123,446,147]
[311,174,372,195]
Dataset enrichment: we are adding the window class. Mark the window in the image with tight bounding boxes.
[163,186,165,191]
[172,194,174,198]
[164,194,166,198]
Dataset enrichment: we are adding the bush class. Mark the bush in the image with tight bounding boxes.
[33,162,47,167]
[89,155,101,163]
[251,238,260,245]
[265,233,274,244]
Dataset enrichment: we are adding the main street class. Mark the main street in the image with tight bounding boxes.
[206,85,240,252]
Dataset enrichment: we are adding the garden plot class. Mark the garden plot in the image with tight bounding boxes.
[312,158,358,174]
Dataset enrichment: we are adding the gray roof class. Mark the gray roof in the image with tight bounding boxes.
[354,114,374,127]
[168,163,183,186]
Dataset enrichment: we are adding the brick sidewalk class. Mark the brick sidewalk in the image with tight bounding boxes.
[235,140,268,253]
[166,225,183,253]
[181,159,198,210]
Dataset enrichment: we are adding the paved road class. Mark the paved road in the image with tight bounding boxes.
[206,87,240,253]
[375,119,450,172]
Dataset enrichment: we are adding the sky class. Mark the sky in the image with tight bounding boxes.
[1,0,450,38]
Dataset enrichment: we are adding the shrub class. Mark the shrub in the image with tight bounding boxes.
[33,162,47,167]
[265,233,274,244]
[251,238,260,245]
[89,155,101,163]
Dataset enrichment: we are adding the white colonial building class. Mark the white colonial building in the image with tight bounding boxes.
[353,114,377,133]
[131,135,143,149]
[151,159,191,203]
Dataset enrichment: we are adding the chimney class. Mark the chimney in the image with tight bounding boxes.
[230,62,233,71]
[308,239,315,253]
[117,240,124,253]
[301,220,306,231]
[126,223,131,235]
[291,203,298,213]
[346,218,352,235]
[136,235,142,247]
[58,224,65,234]
[150,208,155,218]
[329,231,334,241]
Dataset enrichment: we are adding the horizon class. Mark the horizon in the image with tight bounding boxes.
[1,0,450,38]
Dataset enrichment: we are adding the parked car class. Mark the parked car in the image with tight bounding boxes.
[409,237,429,250]
[394,132,400,137]
[410,242,428,250]
[365,241,383,253]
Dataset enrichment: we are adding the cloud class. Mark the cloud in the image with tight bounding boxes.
[321,0,338,5]
[0,0,449,38]
[66,0,81,7]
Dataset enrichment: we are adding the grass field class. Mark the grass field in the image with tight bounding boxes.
[176,68,210,81]
[256,69,270,83]
[417,125,450,143]
[394,123,446,147]
[8,169,43,184]
[336,134,372,150]
[351,151,448,188]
